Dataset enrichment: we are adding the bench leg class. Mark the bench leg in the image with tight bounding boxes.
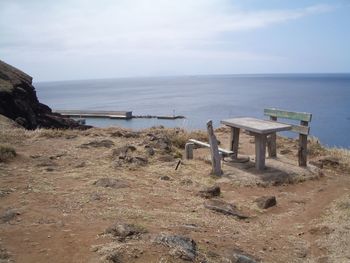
[267,132,277,158]
[255,134,267,171]
[230,127,240,159]
[298,134,307,167]
[185,142,194,160]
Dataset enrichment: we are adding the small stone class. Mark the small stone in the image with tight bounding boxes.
[0,208,20,223]
[228,249,259,263]
[160,176,171,181]
[79,140,114,148]
[204,199,248,219]
[105,223,146,241]
[74,162,86,168]
[145,146,155,156]
[93,178,128,189]
[280,149,292,155]
[255,196,277,209]
[198,186,221,198]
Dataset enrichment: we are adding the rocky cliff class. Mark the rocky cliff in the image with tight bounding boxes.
[0,60,89,129]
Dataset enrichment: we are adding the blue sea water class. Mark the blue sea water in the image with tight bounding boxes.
[35,74,350,148]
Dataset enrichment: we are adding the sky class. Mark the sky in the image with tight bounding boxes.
[1,0,350,81]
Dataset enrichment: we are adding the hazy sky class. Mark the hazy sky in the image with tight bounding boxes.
[1,0,349,81]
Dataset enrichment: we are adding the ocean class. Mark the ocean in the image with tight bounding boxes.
[35,74,350,148]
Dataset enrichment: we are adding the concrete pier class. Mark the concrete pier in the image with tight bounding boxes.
[55,110,133,119]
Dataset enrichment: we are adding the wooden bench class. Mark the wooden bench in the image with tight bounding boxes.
[264,108,312,167]
[185,120,232,175]
[185,139,234,158]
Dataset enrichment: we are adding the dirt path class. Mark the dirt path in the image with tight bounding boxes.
[1,127,349,262]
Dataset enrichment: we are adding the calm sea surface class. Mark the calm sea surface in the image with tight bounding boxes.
[35,74,350,148]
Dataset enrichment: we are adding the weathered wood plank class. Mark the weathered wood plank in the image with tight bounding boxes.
[255,134,267,171]
[264,108,312,122]
[207,120,223,176]
[298,120,308,166]
[221,117,291,134]
[185,142,194,160]
[230,127,240,159]
[188,139,233,155]
[267,116,277,157]
[290,124,310,135]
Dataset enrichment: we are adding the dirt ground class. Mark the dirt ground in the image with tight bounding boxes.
[0,122,350,263]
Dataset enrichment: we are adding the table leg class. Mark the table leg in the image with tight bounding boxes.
[230,127,240,159]
[267,132,277,158]
[255,134,267,171]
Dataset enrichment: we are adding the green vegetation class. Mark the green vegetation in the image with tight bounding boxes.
[0,144,16,162]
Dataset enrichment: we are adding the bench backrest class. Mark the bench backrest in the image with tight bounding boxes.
[264,108,312,135]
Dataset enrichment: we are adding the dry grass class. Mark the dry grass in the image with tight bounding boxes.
[0,144,16,162]
[308,136,327,157]
[315,194,350,261]
[160,128,208,149]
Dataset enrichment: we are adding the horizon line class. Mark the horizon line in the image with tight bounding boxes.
[34,72,350,83]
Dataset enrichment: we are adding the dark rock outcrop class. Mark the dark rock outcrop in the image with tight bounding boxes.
[155,234,197,261]
[0,60,89,129]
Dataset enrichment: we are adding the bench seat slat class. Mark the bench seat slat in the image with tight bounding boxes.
[189,139,233,155]
[264,108,312,122]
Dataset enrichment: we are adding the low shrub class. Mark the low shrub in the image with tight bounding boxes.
[0,145,16,162]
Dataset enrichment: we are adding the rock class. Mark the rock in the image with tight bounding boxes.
[0,60,90,130]
[93,178,128,189]
[180,179,193,186]
[0,246,11,261]
[90,192,102,201]
[0,208,20,223]
[74,162,86,168]
[160,175,171,181]
[113,145,148,167]
[0,188,14,198]
[155,234,197,261]
[198,186,221,199]
[204,199,248,219]
[147,134,172,151]
[316,156,340,168]
[255,196,277,209]
[280,149,292,155]
[309,226,334,235]
[104,252,122,263]
[145,145,155,156]
[79,140,114,148]
[158,155,175,162]
[105,223,146,241]
[230,251,258,263]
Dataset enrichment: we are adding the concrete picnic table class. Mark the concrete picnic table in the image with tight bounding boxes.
[220,117,292,171]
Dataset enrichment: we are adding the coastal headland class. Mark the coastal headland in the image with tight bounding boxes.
[1,62,350,262]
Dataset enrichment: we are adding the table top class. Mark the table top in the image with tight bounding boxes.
[221,117,292,134]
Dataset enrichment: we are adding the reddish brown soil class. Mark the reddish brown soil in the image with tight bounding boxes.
[0,126,349,263]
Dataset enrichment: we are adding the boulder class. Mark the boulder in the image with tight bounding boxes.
[255,196,277,209]
[0,60,90,129]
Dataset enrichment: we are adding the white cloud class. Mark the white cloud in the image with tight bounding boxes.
[0,1,336,80]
